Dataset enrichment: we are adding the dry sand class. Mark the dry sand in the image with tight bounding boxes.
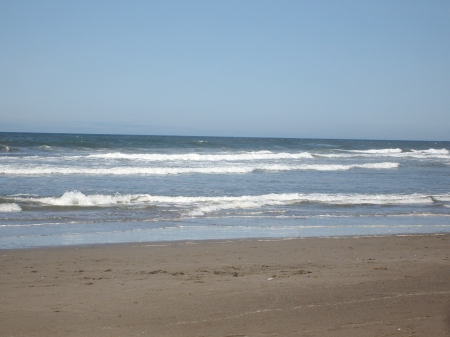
[1,234,449,336]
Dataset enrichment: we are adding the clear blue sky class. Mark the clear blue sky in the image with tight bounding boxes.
[1,0,449,140]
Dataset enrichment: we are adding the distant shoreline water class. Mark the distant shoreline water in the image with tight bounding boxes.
[1,132,449,249]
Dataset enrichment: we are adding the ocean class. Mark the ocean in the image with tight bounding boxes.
[1,132,449,248]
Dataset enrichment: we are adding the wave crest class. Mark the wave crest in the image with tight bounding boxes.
[10,191,448,212]
[0,203,22,212]
[0,162,399,176]
[87,151,314,161]
[347,148,403,154]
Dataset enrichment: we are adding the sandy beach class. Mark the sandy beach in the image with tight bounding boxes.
[1,234,449,336]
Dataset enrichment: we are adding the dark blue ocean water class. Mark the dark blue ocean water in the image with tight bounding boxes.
[1,132,449,248]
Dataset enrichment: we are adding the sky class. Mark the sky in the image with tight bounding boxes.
[1,1,449,140]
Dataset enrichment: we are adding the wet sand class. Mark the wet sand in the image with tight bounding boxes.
[1,234,450,336]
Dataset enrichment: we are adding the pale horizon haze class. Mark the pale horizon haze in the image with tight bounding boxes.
[1,1,449,141]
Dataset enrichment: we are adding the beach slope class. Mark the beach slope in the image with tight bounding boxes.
[1,234,449,336]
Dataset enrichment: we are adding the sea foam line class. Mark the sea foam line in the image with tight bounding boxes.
[346,148,403,154]
[86,151,314,161]
[317,148,449,159]
[3,148,447,162]
[0,162,399,175]
[7,191,449,212]
[344,148,448,154]
[0,151,313,162]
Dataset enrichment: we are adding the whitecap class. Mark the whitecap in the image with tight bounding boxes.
[33,191,139,206]
[411,148,449,155]
[86,151,314,161]
[0,145,12,152]
[0,162,399,176]
[14,191,448,213]
[345,148,402,154]
[0,203,22,212]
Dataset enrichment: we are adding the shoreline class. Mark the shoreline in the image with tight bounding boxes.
[3,230,450,251]
[1,234,449,336]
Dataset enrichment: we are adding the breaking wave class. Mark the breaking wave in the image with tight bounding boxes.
[318,148,449,159]
[9,191,448,215]
[347,148,403,154]
[0,144,12,152]
[0,203,22,212]
[0,162,399,176]
[87,151,314,161]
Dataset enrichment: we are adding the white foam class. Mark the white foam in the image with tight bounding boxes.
[33,191,141,206]
[285,162,399,171]
[317,148,449,159]
[0,166,254,175]
[387,212,450,217]
[14,191,447,213]
[0,162,398,176]
[0,203,22,212]
[346,148,403,154]
[6,148,448,164]
[411,148,449,155]
[86,151,314,161]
